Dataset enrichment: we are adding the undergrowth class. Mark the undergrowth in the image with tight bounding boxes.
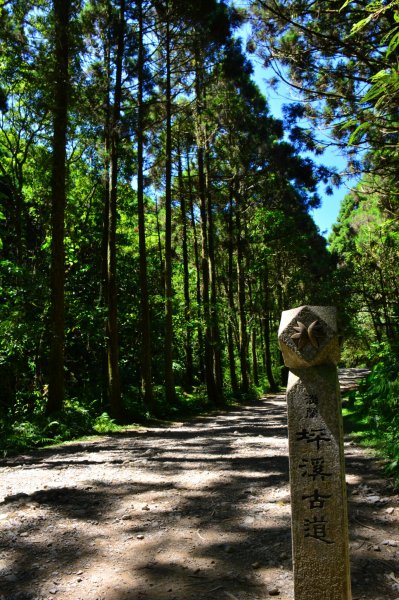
[343,342,399,488]
[0,383,264,457]
[0,401,122,456]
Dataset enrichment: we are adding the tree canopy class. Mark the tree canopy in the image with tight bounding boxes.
[0,0,398,481]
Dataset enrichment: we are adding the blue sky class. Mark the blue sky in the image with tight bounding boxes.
[245,51,352,238]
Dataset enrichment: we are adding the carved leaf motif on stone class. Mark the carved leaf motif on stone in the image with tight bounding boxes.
[291,320,323,350]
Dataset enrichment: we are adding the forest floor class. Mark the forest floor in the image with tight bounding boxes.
[0,369,398,600]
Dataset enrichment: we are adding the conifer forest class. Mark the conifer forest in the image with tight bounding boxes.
[0,0,398,483]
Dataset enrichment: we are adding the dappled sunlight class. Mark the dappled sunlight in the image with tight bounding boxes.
[0,392,398,599]
[0,399,294,599]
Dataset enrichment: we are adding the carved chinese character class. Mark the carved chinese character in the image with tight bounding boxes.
[299,457,332,481]
[302,489,332,509]
[304,515,334,544]
[305,393,319,418]
[295,427,331,449]
[306,405,319,418]
[306,394,319,405]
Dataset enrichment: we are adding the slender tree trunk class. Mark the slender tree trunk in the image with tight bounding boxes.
[137,0,154,410]
[362,281,383,343]
[260,315,267,373]
[198,143,218,403]
[178,138,193,392]
[263,266,278,392]
[227,189,239,395]
[186,146,205,382]
[195,55,219,405]
[15,191,23,267]
[106,0,125,422]
[100,22,112,411]
[377,266,393,340]
[101,179,110,409]
[155,196,164,276]
[263,312,278,392]
[47,0,70,414]
[236,200,249,395]
[275,252,288,386]
[251,328,259,387]
[227,319,239,394]
[187,148,204,382]
[248,281,259,388]
[163,4,176,404]
[205,144,223,404]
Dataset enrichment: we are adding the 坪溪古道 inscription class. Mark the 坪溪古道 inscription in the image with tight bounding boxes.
[278,306,351,600]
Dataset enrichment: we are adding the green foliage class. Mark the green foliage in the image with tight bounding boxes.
[339,0,399,144]
[329,177,399,353]
[344,343,399,487]
[45,399,95,439]
[251,0,399,180]
[145,386,213,419]
[0,0,356,459]
[0,420,53,455]
[92,413,121,433]
[0,398,96,456]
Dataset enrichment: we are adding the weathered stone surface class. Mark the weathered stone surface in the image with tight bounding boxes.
[280,306,351,600]
[278,305,340,368]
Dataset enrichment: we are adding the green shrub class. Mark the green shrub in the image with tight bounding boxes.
[93,412,120,433]
[345,342,399,486]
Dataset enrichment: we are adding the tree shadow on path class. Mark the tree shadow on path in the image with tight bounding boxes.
[0,376,398,599]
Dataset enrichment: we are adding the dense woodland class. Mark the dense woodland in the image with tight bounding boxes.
[0,0,398,480]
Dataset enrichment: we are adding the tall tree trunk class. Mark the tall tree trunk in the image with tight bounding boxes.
[137,0,154,410]
[263,265,278,392]
[100,19,112,411]
[163,3,176,404]
[248,281,259,388]
[186,148,204,382]
[263,311,278,392]
[195,55,219,405]
[15,191,23,267]
[198,142,218,403]
[155,196,164,276]
[227,188,239,395]
[178,137,193,392]
[47,0,70,414]
[205,144,223,404]
[362,281,383,343]
[101,177,110,410]
[251,327,259,387]
[106,0,125,422]
[376,266,393,340]
[236,199,249,395]
[275,252,288,386]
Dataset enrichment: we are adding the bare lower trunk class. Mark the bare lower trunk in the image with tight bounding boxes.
[263,267,278,392]
[137,0,154,410]
[106,0,125,422]
[164,7,175,405]
[187,149,204,382]
[227,189,239,394]
[198,144,218,403]
[178,139,193,392]
[47,0,69,414]
[205,146,223,404]
[236,204,249,395]
[195,54,218,404]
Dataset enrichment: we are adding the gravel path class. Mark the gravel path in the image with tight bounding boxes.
[0,369,398,600]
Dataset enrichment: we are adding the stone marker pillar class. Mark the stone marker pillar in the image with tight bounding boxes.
[278,306,351,600]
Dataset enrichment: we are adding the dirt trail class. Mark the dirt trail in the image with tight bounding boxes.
[0,369,398,600]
